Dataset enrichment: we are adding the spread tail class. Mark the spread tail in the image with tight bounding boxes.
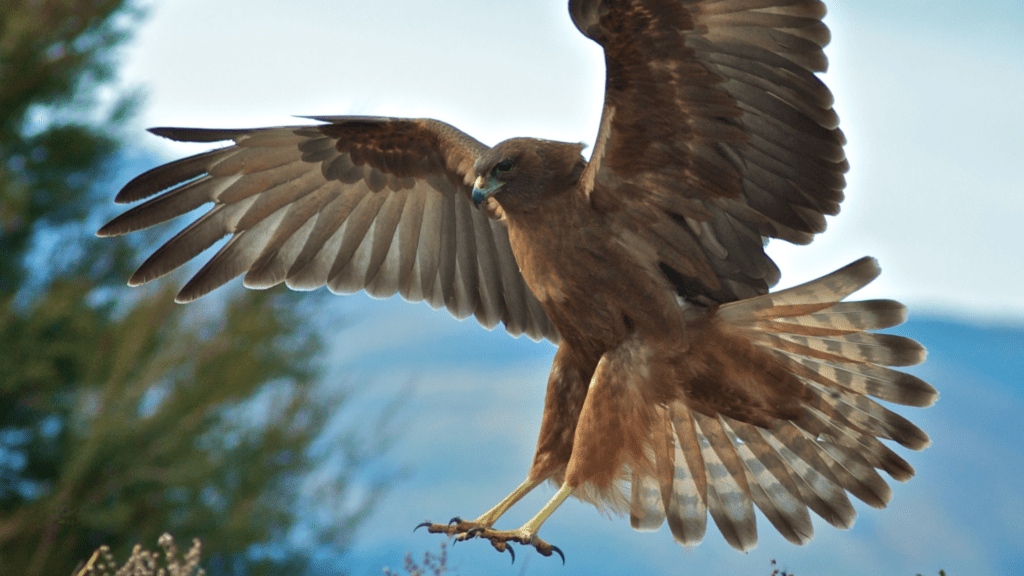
[628,257,936,550]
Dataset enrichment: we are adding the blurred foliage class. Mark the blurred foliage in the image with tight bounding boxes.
[0,2,394,575]
[0,0,139,292]
[382,542,452,576]
[74,533,205,576]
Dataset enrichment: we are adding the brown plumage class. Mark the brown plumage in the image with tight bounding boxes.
[99,0,936,558]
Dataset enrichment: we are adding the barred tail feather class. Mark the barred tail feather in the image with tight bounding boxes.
[666,403,709,545]
[629,468,667,531]
[626,257,934,551]
[758,422,857,529]
[692,412,758,551]
[720,257,933,533]
[628,403,710,544]
[722,418,814,545]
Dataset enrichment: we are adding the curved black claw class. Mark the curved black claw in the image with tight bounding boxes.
[507,545,516,565]
[413,521,432,533]
[550,544,565,565]
[447,516,462,526]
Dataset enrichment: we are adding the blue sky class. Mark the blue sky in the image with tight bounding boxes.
[105,1,1024,574]
[114,0,1024,321]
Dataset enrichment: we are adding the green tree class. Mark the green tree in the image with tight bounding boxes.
[0,2,394,575]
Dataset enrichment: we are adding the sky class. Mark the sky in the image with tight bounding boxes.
[103,1,1024,574]
[113,0,1024,323]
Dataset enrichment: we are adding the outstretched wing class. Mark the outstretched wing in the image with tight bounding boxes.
[570,0,846,303]
[99,117,557,342]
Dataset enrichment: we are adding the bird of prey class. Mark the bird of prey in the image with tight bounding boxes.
[99,0,936,561]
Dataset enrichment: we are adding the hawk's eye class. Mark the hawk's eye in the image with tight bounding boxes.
[493,160,514,175]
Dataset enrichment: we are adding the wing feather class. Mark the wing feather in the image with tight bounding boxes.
[245,210,320,289]
[326,190,390,293]
[114,148,230,204]
[179,205,289,300]
[570,0,847,302]
[128,197,250,290]
[397,187,428,298]
[436,190,457,309]
[244,180,341,288]
[100,175,224,236]
[416,188,444,306]
[288,212,349,292]
[364,188,409,297]
[288,187,367,281]
[99,118,558,341]
[468,205,504,329]
[452,191,480,318]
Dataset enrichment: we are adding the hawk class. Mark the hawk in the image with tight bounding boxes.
[99,0,936,561]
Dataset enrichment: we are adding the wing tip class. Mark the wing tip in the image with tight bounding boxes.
[148,126,244,143]
[173,286,203,304]
[95,222,119,238]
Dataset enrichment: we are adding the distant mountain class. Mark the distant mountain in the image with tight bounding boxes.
[907,316,1023,387]
[332,307,1024,576]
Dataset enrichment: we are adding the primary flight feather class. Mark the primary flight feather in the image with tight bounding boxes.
[99,0,935,559]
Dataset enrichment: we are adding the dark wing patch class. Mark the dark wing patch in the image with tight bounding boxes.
[98,117,558,342]
[571,0,847,303]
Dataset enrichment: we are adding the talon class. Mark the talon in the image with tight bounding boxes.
[414,512,561,563]
[550,544,565,564]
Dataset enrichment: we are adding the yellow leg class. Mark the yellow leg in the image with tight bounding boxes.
[417,476,543,535]
[472,476,545,526]
[419,481,574,562]
[516,481,573,535]
[462,482,574,562]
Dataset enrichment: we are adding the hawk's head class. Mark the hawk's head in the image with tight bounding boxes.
[472,138,586,214]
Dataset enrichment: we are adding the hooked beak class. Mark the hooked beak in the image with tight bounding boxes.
[472,175,504,208]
